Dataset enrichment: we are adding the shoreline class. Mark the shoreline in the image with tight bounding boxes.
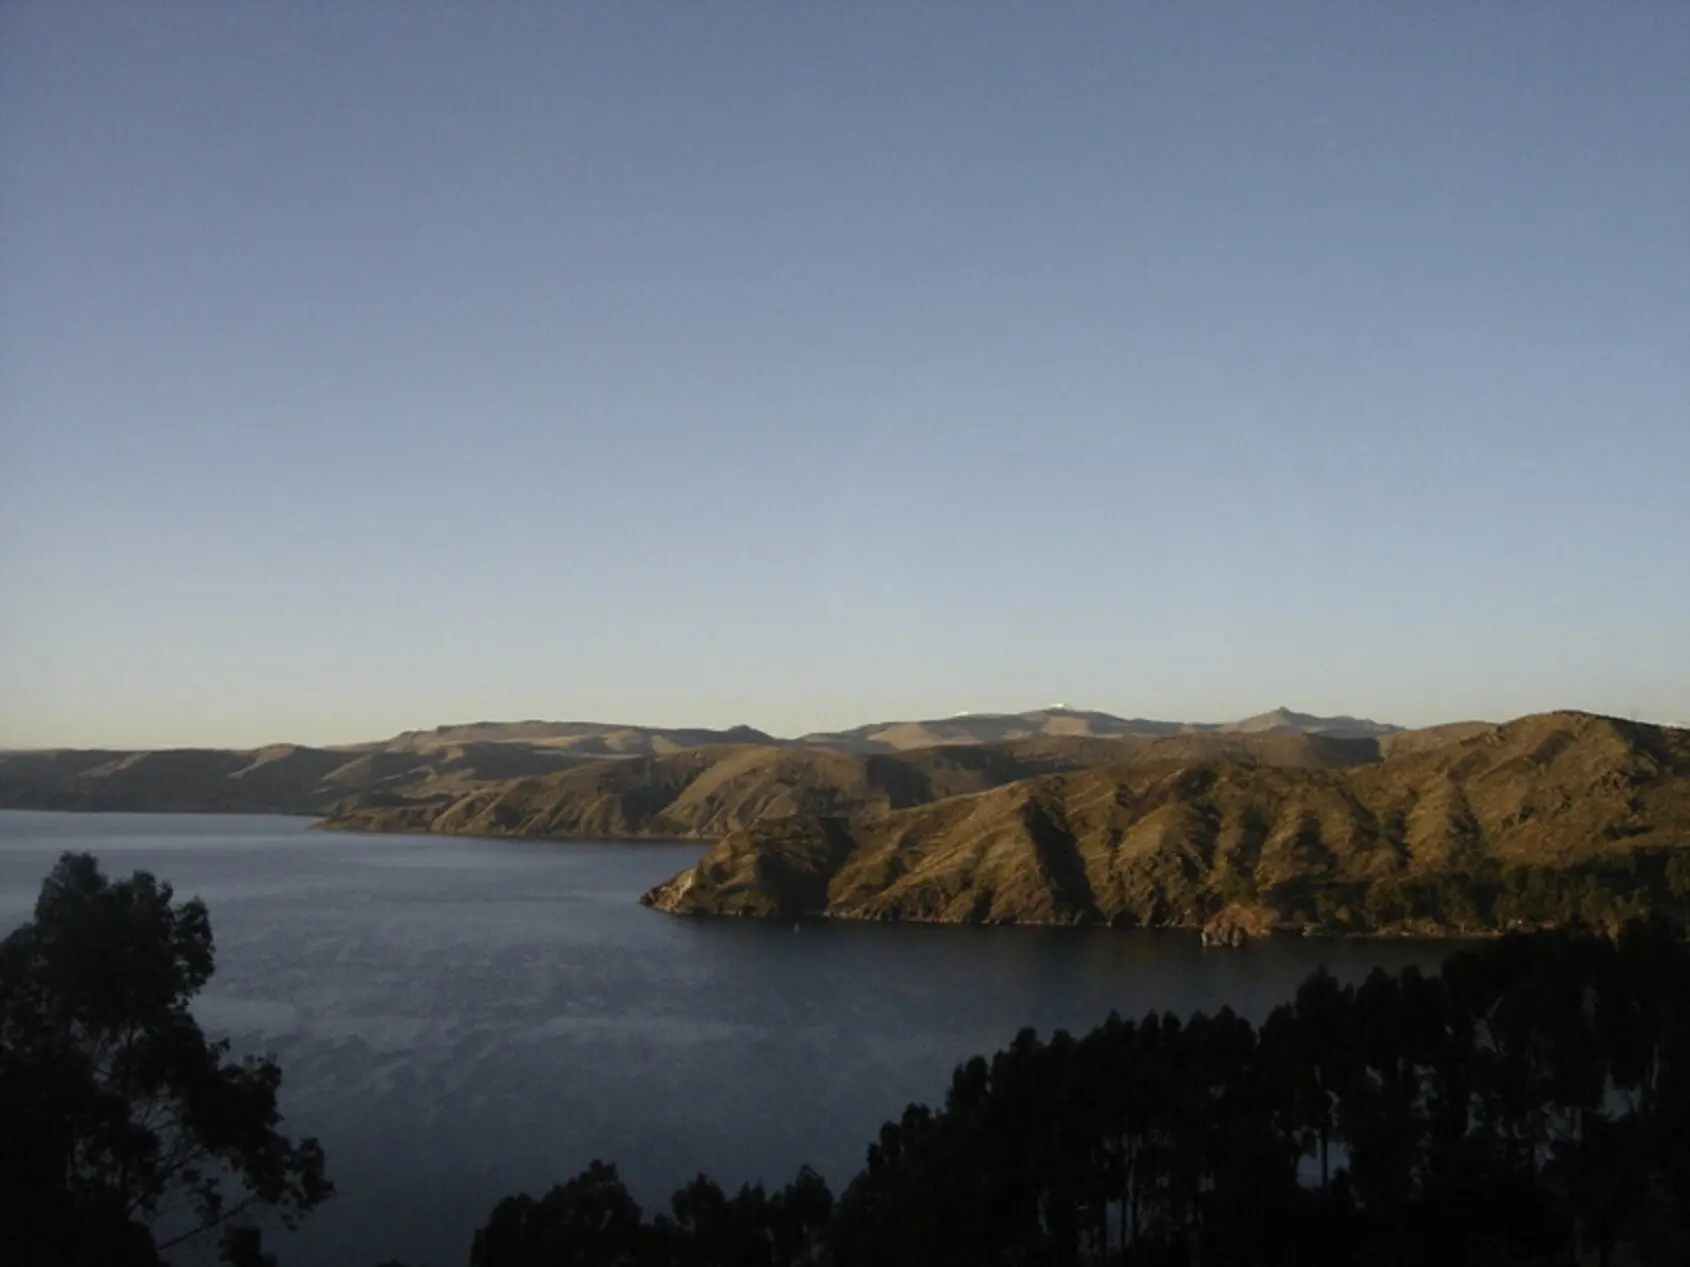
[1,808,1664,945]
[639,905,1514,943]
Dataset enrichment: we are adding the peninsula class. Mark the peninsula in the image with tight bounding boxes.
[5,707,1686,939]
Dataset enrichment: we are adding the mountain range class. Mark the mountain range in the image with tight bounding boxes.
[0,707,1410,815]
[644,711,1690,938]
[5,707,1685,940]
[798,705,1406,751]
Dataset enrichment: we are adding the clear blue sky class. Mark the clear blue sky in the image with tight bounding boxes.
[2,2,1686,748]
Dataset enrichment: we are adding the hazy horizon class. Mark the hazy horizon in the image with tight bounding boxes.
[4,3,1686,749]
[4,699,1682,756]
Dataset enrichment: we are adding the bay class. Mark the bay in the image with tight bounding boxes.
[0,811,1459,1267]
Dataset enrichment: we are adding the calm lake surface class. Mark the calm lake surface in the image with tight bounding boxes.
[0,811,1462,1267]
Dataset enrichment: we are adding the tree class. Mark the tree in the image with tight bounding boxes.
[470,1160,645,1267]
[655,1173,779,1267]
[462,926,1690,1267]
[1262,968,1355,1198]
[766,1165,832,1266]
[0,852,331,1267]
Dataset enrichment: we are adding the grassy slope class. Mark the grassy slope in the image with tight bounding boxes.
[0,722,795,815]
[644,713,1690,935]
[0,712,1408,816]
[317,729,1407,840]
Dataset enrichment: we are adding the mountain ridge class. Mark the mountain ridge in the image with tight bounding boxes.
[796,706,1406,753]
[9,708,1685,939]
[0,707,1420,815]
[641,711,1690,938]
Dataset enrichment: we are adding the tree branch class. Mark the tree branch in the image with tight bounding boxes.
[155,1189,265,1253]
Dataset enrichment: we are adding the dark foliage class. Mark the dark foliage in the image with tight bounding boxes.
[477,925,1690,1267]
[470,1161,834,1267]
[1282,851,1690,937]
[8,850,1688,1266]
[0,852,331,1267]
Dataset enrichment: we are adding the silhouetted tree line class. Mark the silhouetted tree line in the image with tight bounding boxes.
[468,929,1690,1267]
[5,852,1690,1266]
[469,1160,835,1267]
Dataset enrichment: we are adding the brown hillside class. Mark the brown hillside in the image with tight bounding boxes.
[319,728,1409,840]
[0,714,1487,829]
[643,713,1690,936]
[0,741,599,814]
[367,720,783,755]
[0,721,792,815]
[1376,720,1495,759]
[800,707,1404,752]
[323,742,1074,839]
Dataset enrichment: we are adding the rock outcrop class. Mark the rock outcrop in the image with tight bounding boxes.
[1200,905,1279,947]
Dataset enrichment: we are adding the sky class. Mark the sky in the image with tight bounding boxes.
[1,2,1686,749]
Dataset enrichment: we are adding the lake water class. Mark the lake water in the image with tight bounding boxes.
[0,811,1461,1267]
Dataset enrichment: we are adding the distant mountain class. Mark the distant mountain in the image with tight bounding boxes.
[0,709,1421,818]
[644,712,1690,938]
[366,720,785,756]
[1216,707,1400,740]
[799,706,1402,752]
[0,722,788,815]
[320,729,1396,840]
[798,708,1183,752]
[14,707,1683,941]
[0,742,595,815]
[324,741,1082,840]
